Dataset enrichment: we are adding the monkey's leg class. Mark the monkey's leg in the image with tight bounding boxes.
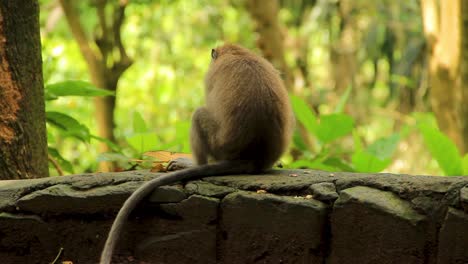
[167,107,218,170]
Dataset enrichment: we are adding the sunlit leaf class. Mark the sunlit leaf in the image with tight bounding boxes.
[352,151,392,173]
[316,114,355,143]
[334,85,352,113]
[418,123,463,176]
[290,95,317,133]
[463,154,468,175]
[353,130,363,152]
[133,111,148,133]
[175,121,191,152]
[45,81,114,97]
[127,132,160,153]
[289,159,337,171]
[366,133,400,160]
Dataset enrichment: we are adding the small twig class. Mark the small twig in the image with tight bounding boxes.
[48,154,64,176]
[50,247,64,264]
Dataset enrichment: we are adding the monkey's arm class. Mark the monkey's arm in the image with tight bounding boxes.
[100,160,254,264]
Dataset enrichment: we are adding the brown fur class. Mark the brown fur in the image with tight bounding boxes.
[100,44,294,264]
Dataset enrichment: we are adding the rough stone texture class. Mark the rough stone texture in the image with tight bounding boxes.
[308,182,339,202]
[437,207,468,264]
[148,185,187,203]
[461,186,468,211]
[219,191,326,263]
[0,169,466,264]
[330,186,427,264]
[135,195,219,264]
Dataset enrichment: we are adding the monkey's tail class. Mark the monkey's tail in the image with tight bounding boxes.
[100,160,253,264]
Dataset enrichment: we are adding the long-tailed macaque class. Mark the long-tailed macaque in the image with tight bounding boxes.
[100,44,294,264]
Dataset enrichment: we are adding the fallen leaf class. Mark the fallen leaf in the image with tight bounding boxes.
[143,151,192,162]
[150,163,166,172]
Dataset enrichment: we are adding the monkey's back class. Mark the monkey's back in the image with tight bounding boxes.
[205,45,293,170]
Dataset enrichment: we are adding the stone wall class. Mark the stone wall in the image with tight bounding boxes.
[0,170,467,264]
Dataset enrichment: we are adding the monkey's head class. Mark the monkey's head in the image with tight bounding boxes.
[210,44,253,62]
[205,44,269,92]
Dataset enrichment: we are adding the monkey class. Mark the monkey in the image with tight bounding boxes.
[100,44,294,264]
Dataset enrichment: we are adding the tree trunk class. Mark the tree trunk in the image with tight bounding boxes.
[0,0,49,179]
[59,0,132,171]
[244,0,293,90]
[245,0,314,152]
[421,0,468,154]
[330,0,357,94]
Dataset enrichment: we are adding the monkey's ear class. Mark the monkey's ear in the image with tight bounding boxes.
[211,49,218,60]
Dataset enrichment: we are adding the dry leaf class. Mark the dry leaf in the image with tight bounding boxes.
[150,163,166,172]
[143,151,192,162]
[256,190,267,194]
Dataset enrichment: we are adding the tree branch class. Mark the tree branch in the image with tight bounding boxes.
[58,0,100,67]
[110,0,133,83]
[94,0,110,63]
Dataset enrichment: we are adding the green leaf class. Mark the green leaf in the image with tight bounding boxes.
[133,111,148,133]
[46,111,90,142]
[44,89,58,101]
[323,157,355,172]
[97,152,132,163]
[366,133,400,160]
[418,123,463,176]
[463,154,468,175]
[352,151,392,173]
[45,81,114,97]
[127,132,160,153]
[316,114,355,143]
[353,130,363,152]
[90,135,121,152]
[334,85,352,113]
[289,159,337,171]
[290,95,317,133]
[48,147,74,174]
[292,130,308,151]
[175,121,191,153]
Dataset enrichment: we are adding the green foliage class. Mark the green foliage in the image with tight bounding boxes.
[40,0,466,177]
[46,81,114,98]
[126,112,160,153]
[291,95,317,133]
[46,111,91,143]
[290,96,401,173]
[416,114,464,176]
[352,133,400,173]
[463,154,468,175]
[48,147,74,173]
[315,114,355,144]
[45,81,115,174]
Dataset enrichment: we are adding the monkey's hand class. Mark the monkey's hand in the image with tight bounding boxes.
[167,157,195,171]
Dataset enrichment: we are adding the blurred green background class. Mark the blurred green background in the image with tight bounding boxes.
[40,0,468,176]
